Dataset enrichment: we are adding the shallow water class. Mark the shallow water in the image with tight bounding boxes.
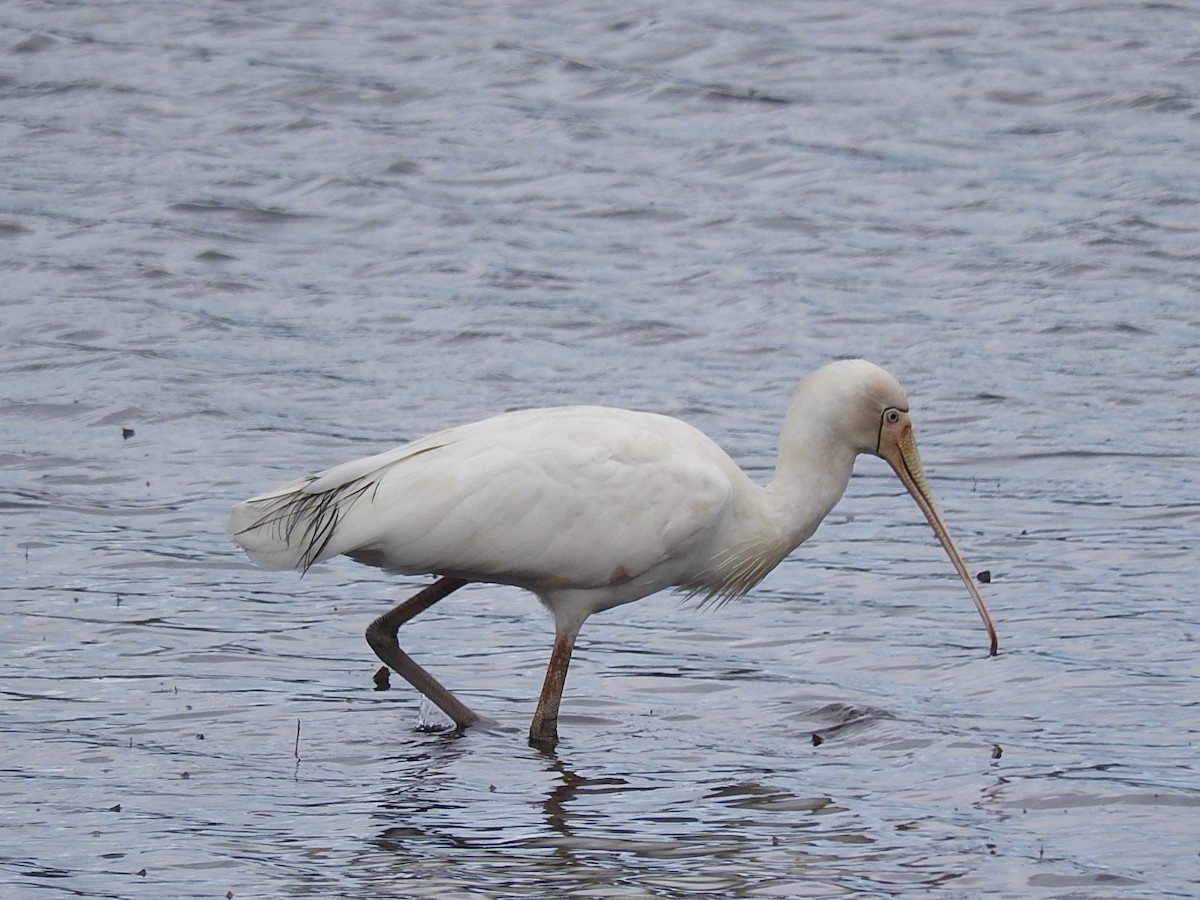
[2,1,1199,897]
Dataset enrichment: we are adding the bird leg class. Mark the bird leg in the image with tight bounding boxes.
[365,576,482,730]
[528,631,577,747]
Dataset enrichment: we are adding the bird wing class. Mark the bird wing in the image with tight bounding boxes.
[228,406,738,592]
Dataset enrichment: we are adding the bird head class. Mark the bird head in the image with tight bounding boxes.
[801,359,999,656]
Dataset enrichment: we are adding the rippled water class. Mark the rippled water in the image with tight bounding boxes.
[3,1,1199,898]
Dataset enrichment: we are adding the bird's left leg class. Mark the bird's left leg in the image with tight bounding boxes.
[528,630,577,748]
[365,576,482,730]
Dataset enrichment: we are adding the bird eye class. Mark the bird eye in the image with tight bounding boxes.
[883,408,901,425]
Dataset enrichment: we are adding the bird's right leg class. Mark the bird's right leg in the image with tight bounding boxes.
[365,576,482,730]
[528,630,577,748]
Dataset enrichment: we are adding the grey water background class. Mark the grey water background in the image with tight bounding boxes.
[2,0,1198,897]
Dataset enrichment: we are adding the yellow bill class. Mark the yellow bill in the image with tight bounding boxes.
[876,412,999,656]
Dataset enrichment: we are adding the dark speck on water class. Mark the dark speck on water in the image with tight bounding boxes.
[373,666,392,691]
[2,1,1197,898]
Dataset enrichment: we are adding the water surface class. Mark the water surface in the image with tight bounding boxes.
[2,1,1198,897]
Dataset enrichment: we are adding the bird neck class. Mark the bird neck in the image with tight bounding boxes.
[677,416,860,606]
[766,416,860,550]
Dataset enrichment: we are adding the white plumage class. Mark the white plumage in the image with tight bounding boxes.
[228,359,997,746]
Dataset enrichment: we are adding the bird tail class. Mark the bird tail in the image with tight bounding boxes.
[228,436,453,573]
[227,474,372,572]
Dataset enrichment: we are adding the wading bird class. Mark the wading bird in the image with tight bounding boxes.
[228,359,997,746]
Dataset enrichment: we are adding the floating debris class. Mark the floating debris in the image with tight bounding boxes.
[373,666,391,691]
[811,733,824,747]
[977,570,992,584]
[991,744,1003,759]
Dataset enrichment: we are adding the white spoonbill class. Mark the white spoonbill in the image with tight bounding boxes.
[228,359,997,746]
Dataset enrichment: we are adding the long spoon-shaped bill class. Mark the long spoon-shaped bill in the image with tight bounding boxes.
[878,423,999,656]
